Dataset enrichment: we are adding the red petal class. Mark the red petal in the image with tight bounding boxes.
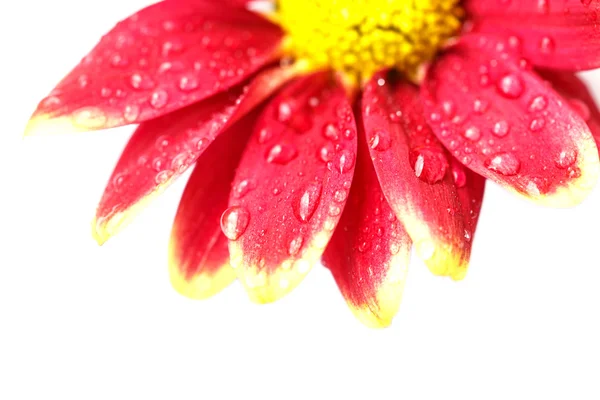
[449,158,486,243]
[25,0,283,135]
[227,72,357,303]
[323,126,411,328]
[421,35,599,207]
[93,66,295,244]
[465,0,600,70]
[537,70,600,151]
[362,72,472,280]
[169,110,259,299]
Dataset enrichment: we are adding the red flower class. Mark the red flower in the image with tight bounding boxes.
[25,0,600,327]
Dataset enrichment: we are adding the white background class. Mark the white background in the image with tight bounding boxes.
[1,1,600,399]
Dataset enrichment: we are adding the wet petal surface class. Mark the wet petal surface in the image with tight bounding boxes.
[465,0,600,71]
[323,126,411,328]
[169,110,259,299]
[362,72,472,280]
[421,35,599,207]
[93,67,295,244]
[25,0,283,135]
[227,72,357,303]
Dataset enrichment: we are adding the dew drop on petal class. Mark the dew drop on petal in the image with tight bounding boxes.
[293,183,322,222]
[220,206,250,240]
[492,120,510,137]
[485,152,521,176]
[288,236,304,256]
[322,123,340,140]
[150,89,169,109]
[73,107,107,129]
[266,144,298,165]
[334,149,356,173]
[497,73,524,99]
[555,149,578,169]
[369,130,392,151]
[528,95,548,112]
[123,105,140,122]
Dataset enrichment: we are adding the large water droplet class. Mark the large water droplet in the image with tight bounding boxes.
[123,105,140,122]
[220,206,250,240]
[485,152,521,176]
[233,179,254,198]
[410,148,449,184]
[288,236,303,256]
[150,89,169,109]
[369,130,392,151]
[492,120,510,137]
[497,73,524,99]
[555,149,578,169]
[130,73,155,90]
[293,183,322,222]
[528,95,548,112]
[322,123,340,141]
[266,144,298,165]
[334,149,356,173]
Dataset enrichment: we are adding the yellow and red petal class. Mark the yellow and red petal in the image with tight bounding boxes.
[25,0,283,136]
[227,72,357,303]
[465,0,600,71]
[537,70,600,150]
[93,66,295,244]
[421,35,600,207]
[361,72,472,280]
[323,125,411,328]
[169,109,259,299]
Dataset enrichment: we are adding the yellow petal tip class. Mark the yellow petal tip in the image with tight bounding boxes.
[168,255,237,300]
[23,114,80,137]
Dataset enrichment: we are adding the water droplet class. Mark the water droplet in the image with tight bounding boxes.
[485,152,521,176]
[150,89,169,109]
[328,205,341,216]
[277,102,292,122]
[178,75,199,91]
[266,144,298,165]
[293,183,322,222]
[369,130,392,151]
[334,149,356,173]
[410,148,449,184]
[529,117,545,132]
[130,73,155,90]
[492,120,510,137]
[257,127,273,144]
[233,179,254,198]
[539,36,555,54]
[473,98,489,114]
[333,189,348,203]
[555,149,578,169]
[220,206,250,240]
[123,105,140,123]
[318,144,334,163]
[529,95,548,113]
[464,126,481,141]
[357,240,370,253]
[323,123,340,140]
[288,236,304,256]
[155,170,172,185]
[73,107,107,128]
[497,73,524,99]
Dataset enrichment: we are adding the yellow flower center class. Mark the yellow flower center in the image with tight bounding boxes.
[276,0,463,85]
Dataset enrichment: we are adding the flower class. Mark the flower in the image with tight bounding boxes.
[24,0,600,327]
